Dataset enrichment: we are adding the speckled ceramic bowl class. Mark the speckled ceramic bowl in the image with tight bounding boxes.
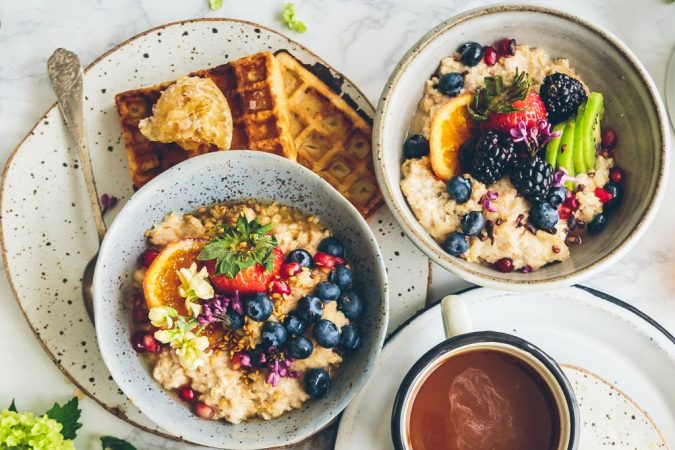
[374,5,670,290]
[93,151,388,449]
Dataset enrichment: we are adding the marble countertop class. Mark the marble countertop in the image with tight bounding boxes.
[1,0,674,448]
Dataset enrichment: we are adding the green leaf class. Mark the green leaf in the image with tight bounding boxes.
[209,0,224,10]
[101,436,138,450]
[466,69,531,121]
[44,397,82,440]
[8,399,17,412]
[282,2,307,33]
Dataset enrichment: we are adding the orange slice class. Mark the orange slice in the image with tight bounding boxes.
[429,92,478,181]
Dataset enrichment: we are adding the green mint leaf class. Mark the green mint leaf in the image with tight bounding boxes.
[44,397,82,440]
[101,436,138,450]
[209,0,224,10]
[282,3,307,33]
[8,399,17,412]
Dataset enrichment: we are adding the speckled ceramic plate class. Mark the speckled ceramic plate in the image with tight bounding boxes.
[0,19,429,445]
[335,286,674,449]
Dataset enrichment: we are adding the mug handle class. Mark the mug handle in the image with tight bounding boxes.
[440,295,474,338]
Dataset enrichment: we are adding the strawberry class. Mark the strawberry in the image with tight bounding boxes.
[204,248,283,294]
[480,90,547,133]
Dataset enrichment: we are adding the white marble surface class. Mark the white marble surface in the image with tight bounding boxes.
[0,0,674,448]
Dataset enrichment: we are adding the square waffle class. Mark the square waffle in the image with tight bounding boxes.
[115,51,295,188]
[275,51,383,217]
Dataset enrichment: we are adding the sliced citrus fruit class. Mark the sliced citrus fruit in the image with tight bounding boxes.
[429,92,478,181]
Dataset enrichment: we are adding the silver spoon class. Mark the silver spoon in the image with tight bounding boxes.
[48,48,106,324]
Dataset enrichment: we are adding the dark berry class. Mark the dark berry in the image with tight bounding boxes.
[609,167,624,184]
[510,155,554,202]
[261,321,287,347]
[287,335,314,359]
[457,42,483,67]
[131,331,146,353]
[403,134,430,159]
[304,368,331,398]
[286,249,313,267]
[339,325,361,352]
[283,313,307,337]
[318,237,345,258]
[529,202,559,230]
[313,319,340,348]
[496,38,516,57]
[442,232,468,256]
[483,46,497,66]
[460,211,485,236]
[223,309,244,330]
[446,176,472,203]
[140,249,159,268]
[547,186,568,207]
[601,128,617,150]
[494,257,514,273]
[337,291,363,320]
[588,213,608,234]
[315,281,341,301]
[540,73,587,124]
[458,139,477,172]
[245,293,273,322]
[437,72,464,97]
[471,131,515,184]
[251,343,270,368]
[178,385,195,402]
[297,296,324,323]
[603,182,623,212]
[329,265,353,290]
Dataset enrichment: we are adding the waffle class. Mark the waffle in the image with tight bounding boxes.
[275,51,382,217]
[115,51,295,188]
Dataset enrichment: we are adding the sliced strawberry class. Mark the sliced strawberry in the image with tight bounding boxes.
[205,248,283,294]
[480,90,547,134]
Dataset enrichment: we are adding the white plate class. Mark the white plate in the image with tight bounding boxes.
[0,18,429,443]
[335,286,674,449]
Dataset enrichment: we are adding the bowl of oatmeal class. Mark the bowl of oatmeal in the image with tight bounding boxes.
[374,5,670,289]
[93,151,388,449]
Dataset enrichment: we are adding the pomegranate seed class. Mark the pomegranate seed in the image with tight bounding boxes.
[333,256,345,265]
[132,306,149,324]
[269,279,291,296]
[178,385,195,402]
[140,249,159,268]
[609,167,624,184]
[131,331,146,353]
[563,197,580,212]
[494,258,514,273]
[601,128,617,150]
[558,205,571,220]
[143,333,161,353]
[522,265,533,274]
[194,401,214,419]
[132,292,145,307]
[483,46,498,66]
[495,38,516,57]
[314,252,336,270]
[594,187,614,203]
[281,262,301,278]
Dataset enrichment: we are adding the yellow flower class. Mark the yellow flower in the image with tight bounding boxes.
[177,262,214,317]
[148,306,178,328]
[153,317,210,370]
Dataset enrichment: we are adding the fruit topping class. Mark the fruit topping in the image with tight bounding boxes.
[609,167,624,184]
[281,261,302,278]
[588,213,608,234]
[510,155,554,202]
[437,72,465,97]
[483,46,498,66]
[403,134,431,159]
[297,296,324,323]
[602,182,623,211]
[495,38,516,57]
[547,186,568,207]
[337,291,364,320]
[131,330,148,353]
[314,252,339,270]
[572,101,588,174]
[315,281,341,301]
[601,128,617,150]
[286,249,313,268]
[140,248,160,268]
[580,92,604,170]
[539,73,587,124]
[556,119,577,187]
[458,138,477,172]
[442,232,469,257]
[544,122,567,168]
[261,321,287,347]
[245,293,273,322]
[338,325,361,352]
[329,265,353,290]
[470,131,515,185]
[178,385,196,402]
[460,211,485,236]
[313,319,340,348]
[194,401,215,419]
[446,175,472,203]
[288,335,314,359]
[528,202,559,230]
[594,187,614,204]
[456,42,484,67]
[429,92,478,180]
[283,313,307,337]
[494,257,514,273]
[269,279,291,296]
[318,237,346,258]
[304,368,332,398]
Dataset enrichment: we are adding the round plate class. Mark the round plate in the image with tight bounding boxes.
[0,18,429,443]
[335,286,674,449]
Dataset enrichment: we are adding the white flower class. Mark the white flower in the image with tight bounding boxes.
[148,306,178,328]
[153,317,210,370]
[177,262,214,317]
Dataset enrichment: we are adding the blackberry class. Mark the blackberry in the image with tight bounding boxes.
[470,131,515,185]
[539,73,587,124]
[510,155,554,202]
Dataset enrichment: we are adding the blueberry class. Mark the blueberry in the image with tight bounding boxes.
[304,368,331,398]
[457,42,484,67]
[460,211,485,236]
[223,309,244,330]
[547,186,568,207]
[446,176,472,203]
[283,313,307,337]
[337,291,364,320]
[588,213,608,234]
[286,249,313,267]
[245,293,273,321]
[313,319,340,348]
[296,296,324,323]
[437,72,464,97]
[338,325,361,352]
[458,139,477,173]
[529,202,559,230]
[403,134,430,159]
[318,237,345,258]
[315,281,341,301]
[261,321,287,347]
[287,335,314,359]
[603,182,623,212]
[442,232,468,256]
[329,265,353,290]
[251,343,270,368]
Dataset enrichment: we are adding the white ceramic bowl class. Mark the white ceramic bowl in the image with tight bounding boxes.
[374,5,670,290]
[93,151,388,449]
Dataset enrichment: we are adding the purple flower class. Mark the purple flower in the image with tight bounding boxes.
[197,295,231,325]
[508,119,561,156]
[536,119,561,147]
[230,291,243,316]
[481,191,499,213]
[266,371,280,387]
[552,168,580,188]
[509,121,528,143]
[264,353,296,386]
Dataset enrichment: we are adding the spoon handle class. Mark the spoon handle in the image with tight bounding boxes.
[48,48,106,243]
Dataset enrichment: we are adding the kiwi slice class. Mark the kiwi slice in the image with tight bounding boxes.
[557,118,576,189]
[573,101,587,174]
[582,92,604,170]
[545,122,566,168]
